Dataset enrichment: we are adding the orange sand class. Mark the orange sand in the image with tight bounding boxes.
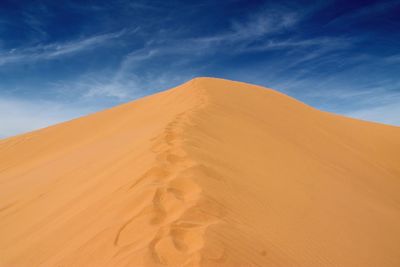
[0,77,399,266]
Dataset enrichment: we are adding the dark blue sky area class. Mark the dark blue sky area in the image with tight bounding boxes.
[0,0,399,136]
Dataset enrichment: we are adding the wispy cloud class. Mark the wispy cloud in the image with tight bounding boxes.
[45,71,136,101]
[245,36,352,55]
[346,102,400,126]
[189,9,300,48]
[110,5,351,69]
[270,75,400,126]
[47,65,191,102]
[97,8,304,70]
[231,10,298,39]
[0,97,96,138]
[22,11,48,42]
[328,0,400,26]
[385,54,400,63]
[0,29,129,66]
[82,75,138,99]
[79,70,191,100]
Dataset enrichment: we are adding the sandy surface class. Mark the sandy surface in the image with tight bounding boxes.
[0,77,399,266]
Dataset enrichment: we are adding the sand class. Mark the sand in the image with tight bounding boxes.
[0,77,399,266]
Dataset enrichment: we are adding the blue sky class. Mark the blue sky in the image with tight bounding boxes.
[0,0,399,137]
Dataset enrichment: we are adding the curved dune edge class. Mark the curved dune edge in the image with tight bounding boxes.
[0,77,400,266]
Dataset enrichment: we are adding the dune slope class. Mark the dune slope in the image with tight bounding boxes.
[0,77,399,267]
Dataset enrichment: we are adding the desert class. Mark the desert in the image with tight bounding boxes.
[1,77,399,266]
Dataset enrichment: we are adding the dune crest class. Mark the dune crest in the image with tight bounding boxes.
[1,77,400,266]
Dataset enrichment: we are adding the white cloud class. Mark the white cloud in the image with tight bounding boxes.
[328,1,399,26]
[346,102,400,126]
[191,9,300,47]
[22,11,48,41]
[83,79,137,99]
[79,48,182,99]
[0,97,96,138]
[112,7,347,66]
[102,10,303,68]
[230,11,298,39]
[0,29,128,66]
[243,37,351,54]
[385,54,400,63]
[305,86,400,126]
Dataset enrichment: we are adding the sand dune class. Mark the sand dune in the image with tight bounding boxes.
[0,77,399,266]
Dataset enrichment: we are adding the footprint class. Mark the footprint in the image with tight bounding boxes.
[150,188,167,225]
[168,176,202,202]
[129,166,169,190]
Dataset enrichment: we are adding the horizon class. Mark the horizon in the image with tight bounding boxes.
[0,0,399,137]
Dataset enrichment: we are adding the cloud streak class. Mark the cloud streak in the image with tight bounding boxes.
[192,9,299,46]
[346,102,400,126]
[0,29,128,66]
[0,97,96,138]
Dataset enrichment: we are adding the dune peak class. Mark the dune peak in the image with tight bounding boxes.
[0,78,399,267]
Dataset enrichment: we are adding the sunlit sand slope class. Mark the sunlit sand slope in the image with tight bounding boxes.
[0,77,399,266]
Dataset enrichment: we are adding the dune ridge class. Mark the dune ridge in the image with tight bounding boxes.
[0,77,400,266]
[114,81,219,266]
